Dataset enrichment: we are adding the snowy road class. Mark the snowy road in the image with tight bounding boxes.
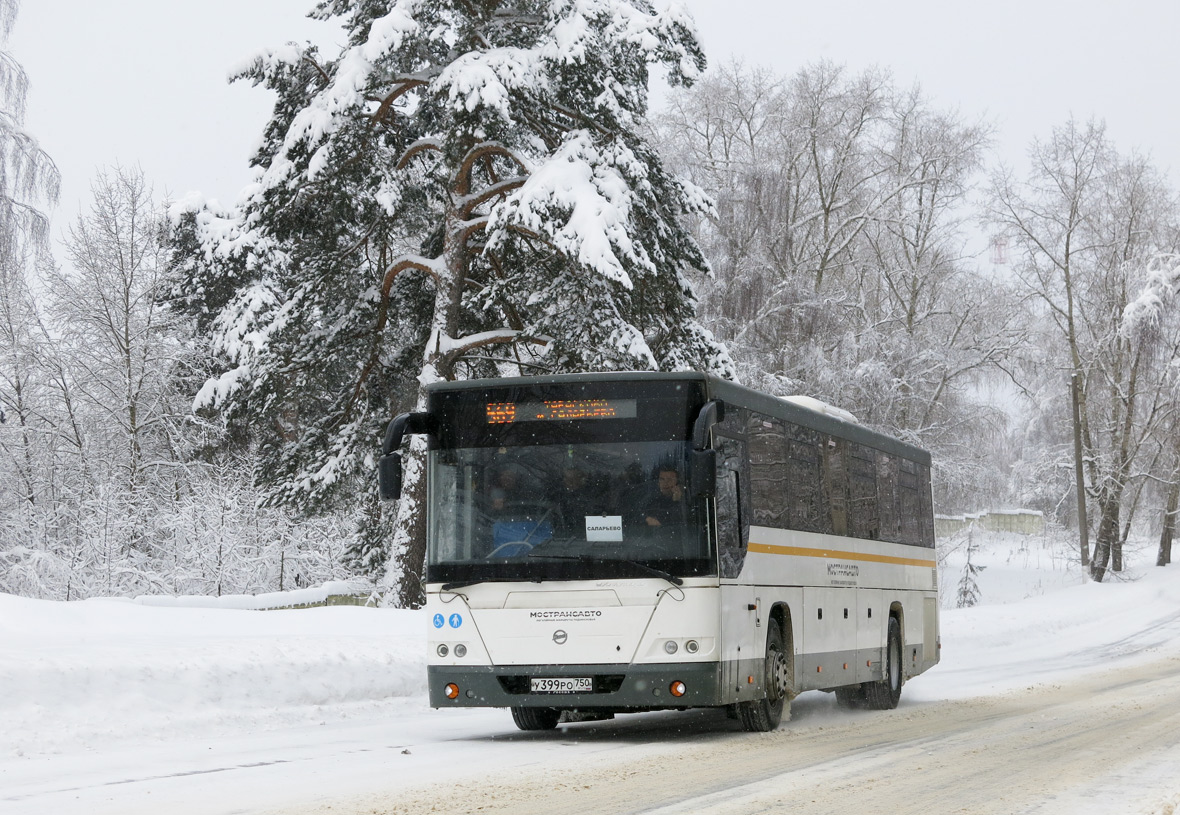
[281,656,1180,815]
[8,656,1180,815]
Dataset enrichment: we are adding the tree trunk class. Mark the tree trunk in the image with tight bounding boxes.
[1070,373,1090,567]
[387,244,455,607]
[1089,491,1120,582]
[1159,479,1179,568]
[385,150,477,607]
[387,432,429,608]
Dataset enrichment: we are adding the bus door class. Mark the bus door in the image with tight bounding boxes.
[715,432,756,703]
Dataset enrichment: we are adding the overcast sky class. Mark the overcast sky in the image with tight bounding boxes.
[10,0,1180,241]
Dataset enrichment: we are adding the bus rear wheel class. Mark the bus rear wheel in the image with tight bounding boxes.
[511,706,561,731]
[738,619,790,732]
[863,616,903,710]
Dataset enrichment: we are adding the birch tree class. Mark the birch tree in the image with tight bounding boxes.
[991,119,1180,580]
[0,0,64,595]
[56,167,184,495]
[658,62,1016,510]
[1122,254,1180,568]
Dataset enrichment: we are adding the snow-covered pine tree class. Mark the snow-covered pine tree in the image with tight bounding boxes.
[168,0,732,606]
[955,525,985,608]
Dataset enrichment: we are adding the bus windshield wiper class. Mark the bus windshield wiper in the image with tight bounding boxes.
[440,579,486,591]
[527,552,683,586]
[615,558,684,586]
[440,577,525,591]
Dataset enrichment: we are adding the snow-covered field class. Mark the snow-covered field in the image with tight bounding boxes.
[2,530,1179,814]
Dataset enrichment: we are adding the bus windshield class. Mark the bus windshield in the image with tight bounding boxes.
[426,440,713,585]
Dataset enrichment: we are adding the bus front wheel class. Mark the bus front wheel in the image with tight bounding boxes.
[511,706,561,731]
[863,616,903,710]
[738,619,790,732]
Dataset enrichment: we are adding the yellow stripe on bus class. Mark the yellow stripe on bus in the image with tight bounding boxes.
[747,542,936,569]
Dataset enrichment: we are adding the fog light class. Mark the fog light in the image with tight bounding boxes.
[444,683,460,700]
[685,640,700,654]
[437,644,449,657]
[454,643,467,658]
[664,640,678,655]
[670,681,686,697]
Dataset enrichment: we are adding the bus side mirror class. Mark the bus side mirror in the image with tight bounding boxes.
[378,411,434,501]
[689,449,716,497]
[378,453,403,501]
[693,400,724,451]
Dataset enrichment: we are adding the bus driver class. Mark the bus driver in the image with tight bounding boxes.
[641,465,685,528]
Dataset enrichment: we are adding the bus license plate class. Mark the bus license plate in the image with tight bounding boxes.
[530,677,592,694]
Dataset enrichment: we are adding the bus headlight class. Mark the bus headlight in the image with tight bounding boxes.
[664,640,679,655]
[685,640,700,654]
[454,643,467,658]
[437,644,449,657]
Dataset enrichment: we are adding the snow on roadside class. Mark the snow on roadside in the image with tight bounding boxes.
[914,563,1180,701]
[2,532,1179,760]
[0,596,424,757]
[917,536,1180,701]
[128,580,373,610]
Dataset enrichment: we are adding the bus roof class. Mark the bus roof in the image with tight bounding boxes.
[426,372,930,465]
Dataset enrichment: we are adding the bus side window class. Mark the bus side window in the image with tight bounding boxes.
[824,436,849,536]
[715,434,748,579]
[787,429,826,534]
[749,412,788,528]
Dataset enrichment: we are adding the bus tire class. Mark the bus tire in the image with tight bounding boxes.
[834,685,864,709]
[863,616,903,710]
[738,619,789,732]
[510,706,561,731]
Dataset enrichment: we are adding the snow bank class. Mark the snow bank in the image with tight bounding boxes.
[130,580,374,610]
[0,595,424,756]
[3,531,1179,761]
[917,534,1180,702]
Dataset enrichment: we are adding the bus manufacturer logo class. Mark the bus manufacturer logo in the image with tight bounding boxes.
[529,610,602,621]
[552,629,568,645]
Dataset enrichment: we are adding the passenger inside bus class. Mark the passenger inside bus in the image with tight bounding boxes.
[546,461,609,535]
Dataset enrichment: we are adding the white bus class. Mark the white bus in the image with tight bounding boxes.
[379,373,939,731]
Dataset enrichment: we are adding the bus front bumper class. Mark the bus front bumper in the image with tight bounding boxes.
[427,662,723,710]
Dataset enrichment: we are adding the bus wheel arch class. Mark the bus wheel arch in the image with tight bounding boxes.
[889,601,904,636]
[769,603,796,700]
[737,615,790,731]
[863,611,904,710]
[889,601,915,679]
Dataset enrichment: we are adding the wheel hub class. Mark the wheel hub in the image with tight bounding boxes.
[767,649,790,701]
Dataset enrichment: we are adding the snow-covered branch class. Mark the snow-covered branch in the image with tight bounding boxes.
[1123,254,1180,339]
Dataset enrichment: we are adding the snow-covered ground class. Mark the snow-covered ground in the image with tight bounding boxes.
[2,530,1179,814]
